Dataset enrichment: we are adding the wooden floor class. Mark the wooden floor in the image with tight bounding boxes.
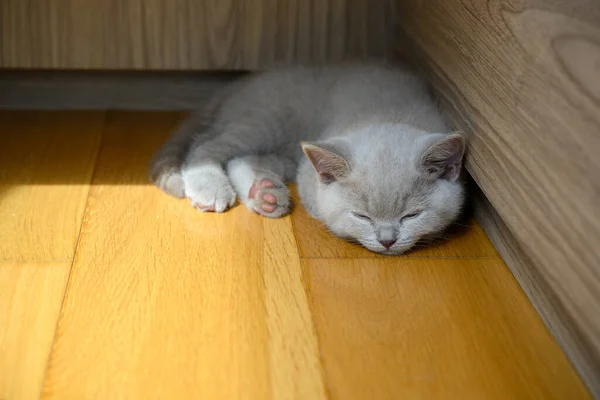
[0,111,590,399]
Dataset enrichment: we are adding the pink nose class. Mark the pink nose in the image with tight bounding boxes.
[379,240,396,249]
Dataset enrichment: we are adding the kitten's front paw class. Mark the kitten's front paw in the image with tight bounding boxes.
[247,177,290,218]
[183,166,237,213]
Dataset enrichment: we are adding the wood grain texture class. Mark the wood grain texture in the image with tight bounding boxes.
[473,184,600,396]
[305,257,590,399]
[395,0,600,394]
[291,187,498,259]
[41,112,325,399]
[0,111,588,398]
[0,262,70,400]
[0,111,103,261]
[0,0,396,70]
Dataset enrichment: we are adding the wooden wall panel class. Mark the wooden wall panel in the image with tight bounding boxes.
[394,0,600,395]
[0,0,396,70]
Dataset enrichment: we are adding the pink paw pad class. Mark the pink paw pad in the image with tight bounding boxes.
[248,179,274,200]
[246,177,289,217]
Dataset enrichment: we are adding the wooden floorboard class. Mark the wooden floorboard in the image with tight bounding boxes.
[473,186,600,395]
[0,111,104,261]
[0,111,589,399]
[41,112,325,399]
[304,258,590,399]
[0,262,71,400]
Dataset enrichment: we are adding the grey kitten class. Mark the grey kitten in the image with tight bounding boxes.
[149,62,466,255]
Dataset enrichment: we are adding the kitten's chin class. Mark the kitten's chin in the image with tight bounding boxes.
[375,248,411,256]
[359,241,416,256]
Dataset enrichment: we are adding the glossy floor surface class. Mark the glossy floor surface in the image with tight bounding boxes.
[0,111,589,399]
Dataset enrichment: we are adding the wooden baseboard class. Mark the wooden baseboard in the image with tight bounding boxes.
[472,183,600,397]
[0,70,245,110]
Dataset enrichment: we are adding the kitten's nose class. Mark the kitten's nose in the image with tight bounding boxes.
[379,239,396,249]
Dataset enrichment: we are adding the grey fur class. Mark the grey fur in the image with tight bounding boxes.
[149,62,466,254]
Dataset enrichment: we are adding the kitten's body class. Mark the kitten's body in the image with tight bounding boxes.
[150,62,466,254]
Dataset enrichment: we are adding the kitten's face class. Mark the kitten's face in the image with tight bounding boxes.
[316,172,464,254]
[303,127,465,255]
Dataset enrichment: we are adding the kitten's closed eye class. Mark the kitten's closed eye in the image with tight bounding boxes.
[401,211,421,222]
[352,212,372,221]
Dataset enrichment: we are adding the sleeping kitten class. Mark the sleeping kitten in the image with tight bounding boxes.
[149,62,466,255]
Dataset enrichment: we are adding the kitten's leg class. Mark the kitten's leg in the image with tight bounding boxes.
[149,116,196,198]
[149,105,221,199]
[182,120,290,213]
[226,154,297,218]
[181,76,295,213]
[149,75,250,200]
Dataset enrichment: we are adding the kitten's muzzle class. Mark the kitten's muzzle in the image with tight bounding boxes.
[379,239,397,250]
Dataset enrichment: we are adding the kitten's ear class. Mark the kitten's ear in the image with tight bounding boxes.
[301,142,350,184]
[421,133,465,182]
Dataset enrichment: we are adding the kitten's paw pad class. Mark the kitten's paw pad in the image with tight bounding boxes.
[247,178,290,218]
[183,167,237,213]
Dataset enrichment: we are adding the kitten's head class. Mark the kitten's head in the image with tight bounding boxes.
[302,124,466,255]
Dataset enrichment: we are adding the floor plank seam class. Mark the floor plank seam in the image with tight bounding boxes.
[289,215,333,399]
[0,259,73,263]
[298,258,333,400]
[37,111,108,399]
[299,256,501,260]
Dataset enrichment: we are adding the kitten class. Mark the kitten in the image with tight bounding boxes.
[149,62,466,255]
